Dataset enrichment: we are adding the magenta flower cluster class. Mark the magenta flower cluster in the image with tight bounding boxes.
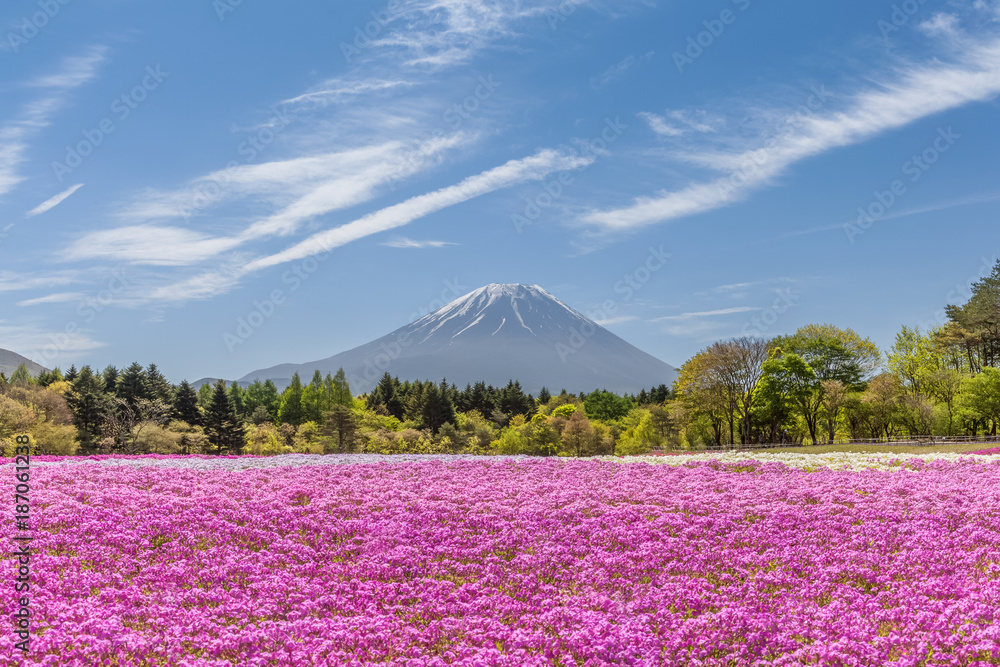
[5,459,1000,666]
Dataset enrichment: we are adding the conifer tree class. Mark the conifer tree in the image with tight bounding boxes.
[173,380,202,425]
[205,380,243,454]
[278,372,304,426]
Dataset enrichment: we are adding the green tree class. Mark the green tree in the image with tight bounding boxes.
[66,365,108,451]
[331,368,352,406]
[960,367,1000,435]
[278,373,304,426]
[583,389,633,421]
[323,405,358,453]
[117,362,149,407]
[421,381,457,434]
[9,363,34,385]
[172,380,202,426]
[205,380,244,454]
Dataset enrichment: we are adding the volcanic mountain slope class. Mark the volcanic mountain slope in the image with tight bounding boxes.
[240,284,677,394]
[0,348,48,378]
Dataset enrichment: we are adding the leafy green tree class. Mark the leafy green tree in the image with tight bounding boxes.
[331,368,353,406]
[583,389,633,421]
[562,410,596,456]
[228,382,246,421]
[301,370,324,423]
[9,364,34,385]
[760,352,821,444]
[960,367,1000,435]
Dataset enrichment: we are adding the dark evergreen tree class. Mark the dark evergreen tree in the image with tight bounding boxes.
[368,372,404,419]
[499,380,534,418]
[173,380,202,425]
[117,362,149,407]
[537,386,552,406]
[66,366,108,451]
[64,365,78,383]
[421,381,457,434]
[323,405,358,453]
[145,364,172,403]
[468,381,496,416]
[102,365,119,395]
[205,380,244,454]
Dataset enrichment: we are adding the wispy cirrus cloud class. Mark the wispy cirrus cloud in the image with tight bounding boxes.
[149,148,595,302]
[580,31,1000,231]
[0,47,105,200]
[651,306,759,322]
[382,236,459,248]
[26,183,84,217]
[17,292,88,307]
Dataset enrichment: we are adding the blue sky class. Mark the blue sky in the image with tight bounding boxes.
[1,0,999,384]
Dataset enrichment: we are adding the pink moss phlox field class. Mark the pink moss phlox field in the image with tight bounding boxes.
[971,446,1000,455]
[5,460,1000,666]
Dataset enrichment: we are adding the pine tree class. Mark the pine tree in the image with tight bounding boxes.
[323,404,358,453]
[118,362,149,407]
[102,366,119,395]
[331,368,352,407]
[537,386,552,406]
[422,381,457,434]
[146,364,172,402]
[205,380,243,455]
[173,380,202,425]
[278,372,304,426]
[499,380,534,418]
[66,366,108,452]
[64,365,78,383]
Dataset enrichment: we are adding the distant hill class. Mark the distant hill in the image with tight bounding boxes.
[0,349,48,378]
[239,283,677,395]
[192,377,251,389]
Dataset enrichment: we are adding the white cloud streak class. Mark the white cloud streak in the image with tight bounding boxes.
[581,35,1000,230]
[25,183,83,217]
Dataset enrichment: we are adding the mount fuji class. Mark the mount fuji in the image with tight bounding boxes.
[239,284,677,394]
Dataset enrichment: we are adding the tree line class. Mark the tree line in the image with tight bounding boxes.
[5,260,1000,455]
